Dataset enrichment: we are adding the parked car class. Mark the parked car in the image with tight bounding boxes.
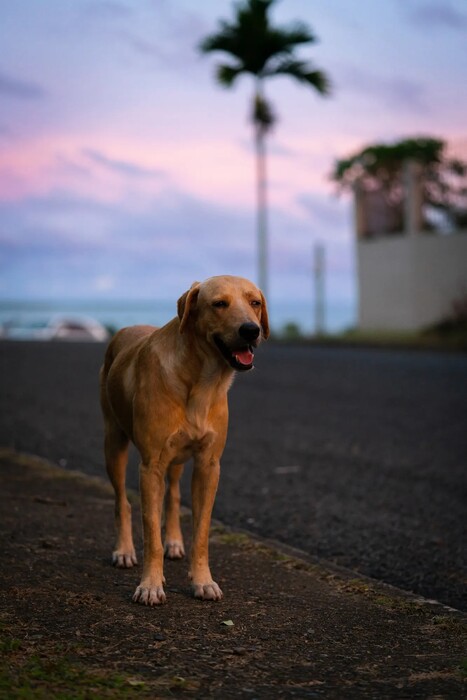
[1,315,110,342]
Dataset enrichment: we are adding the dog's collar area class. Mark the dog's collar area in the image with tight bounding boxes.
[213,335,255,372]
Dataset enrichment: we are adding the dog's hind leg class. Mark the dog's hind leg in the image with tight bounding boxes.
[104,421,136,568]
[164,463,185,559]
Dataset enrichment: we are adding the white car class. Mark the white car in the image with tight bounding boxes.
[46,316,111,342]
[2,315,111,342]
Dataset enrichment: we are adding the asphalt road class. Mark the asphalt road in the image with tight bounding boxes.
[1,340,466,610]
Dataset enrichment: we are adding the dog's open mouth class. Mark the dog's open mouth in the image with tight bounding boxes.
[214,335,255,371]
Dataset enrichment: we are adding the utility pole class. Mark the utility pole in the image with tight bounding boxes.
[255,114,268,299]
[313,243,325,336]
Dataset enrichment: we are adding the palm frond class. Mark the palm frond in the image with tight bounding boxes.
[216,63,245,87]
[199,21,241,57]
[265,58,331,95]
[198,1,325,78]
[252,93,276,133]
[266,22,317,51]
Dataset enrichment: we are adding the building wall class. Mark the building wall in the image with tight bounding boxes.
[358,232,467,331]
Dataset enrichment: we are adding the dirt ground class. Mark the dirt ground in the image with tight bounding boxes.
[0,449,466,699]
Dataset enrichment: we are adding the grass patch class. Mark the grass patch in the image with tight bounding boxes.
[332,579,421,612]
[210,528,322,576]
[337,328,467,351]
[431,615,466,631]
[211,531,251,547]
[1,651,146,699]
[373,595,417,611]
[0,634,201,699]
[270,325,467,352]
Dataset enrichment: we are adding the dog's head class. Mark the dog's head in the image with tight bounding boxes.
[177,275,269,372]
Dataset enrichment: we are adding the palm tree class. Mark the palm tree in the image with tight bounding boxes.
[331,137,467,232]
[199,0,330,299]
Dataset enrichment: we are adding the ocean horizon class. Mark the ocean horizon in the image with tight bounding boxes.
[0,297,356,336]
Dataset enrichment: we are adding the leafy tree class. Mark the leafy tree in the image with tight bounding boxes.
[199,0,330,297]
[331,137,467,231]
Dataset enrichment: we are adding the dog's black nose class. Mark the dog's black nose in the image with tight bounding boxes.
[239,322,260,341]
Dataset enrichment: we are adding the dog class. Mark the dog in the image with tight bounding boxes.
[100,275,269,606]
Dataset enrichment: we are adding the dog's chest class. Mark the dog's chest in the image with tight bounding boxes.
[164,425,216,464]
[163,394,219,463]
[157,381,226,464]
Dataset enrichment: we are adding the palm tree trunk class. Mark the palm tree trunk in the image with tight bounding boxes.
[255,97,268,299]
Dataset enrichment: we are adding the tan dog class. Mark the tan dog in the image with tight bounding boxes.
[100,275,269,606]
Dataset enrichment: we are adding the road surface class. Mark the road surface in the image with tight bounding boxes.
[1,340,466,610]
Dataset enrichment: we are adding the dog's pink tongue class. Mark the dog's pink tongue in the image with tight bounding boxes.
[235,349,254,366]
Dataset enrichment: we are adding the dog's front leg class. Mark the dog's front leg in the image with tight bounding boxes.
[133,461,167,606]
[190,456,223,601]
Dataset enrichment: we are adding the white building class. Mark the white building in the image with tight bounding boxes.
[355,162,467,331]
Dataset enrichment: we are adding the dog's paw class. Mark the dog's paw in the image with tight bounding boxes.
[191,581,223,601]
[112,549,137,568]
[132,584,166,606]
[164,539,185,560]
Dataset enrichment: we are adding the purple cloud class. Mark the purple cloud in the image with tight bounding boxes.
[118,6,210,71]
[0,70,46,100]
[340,65,426,113]
[82,1,133,20]
[0,183,352,295]
[83,149,166,179]
[405,1,467,30]
[297,192,349,231]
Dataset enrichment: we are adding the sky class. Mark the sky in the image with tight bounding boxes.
[1,0,467,326]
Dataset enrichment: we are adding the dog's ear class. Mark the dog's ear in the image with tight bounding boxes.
[178,281,201,334]
[260,291,270,339]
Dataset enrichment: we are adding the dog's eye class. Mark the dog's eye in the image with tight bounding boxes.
[212,300,228,308]
[250,300,261,307]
